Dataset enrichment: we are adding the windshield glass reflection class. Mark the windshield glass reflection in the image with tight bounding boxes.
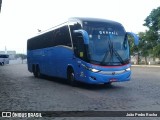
[83,21,130,65]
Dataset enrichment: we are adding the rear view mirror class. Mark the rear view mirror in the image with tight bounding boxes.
[127,32,139,45]
[74,29,89,45]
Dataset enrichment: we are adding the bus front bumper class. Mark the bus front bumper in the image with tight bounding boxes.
[77,69,131,84]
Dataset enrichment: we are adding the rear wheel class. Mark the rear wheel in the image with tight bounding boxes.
[67,68,77,86]
[33,65,41,78]
[1,62,4,66]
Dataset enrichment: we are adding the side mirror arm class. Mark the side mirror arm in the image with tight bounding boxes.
[127,32,139,45]
[74,29,89,44]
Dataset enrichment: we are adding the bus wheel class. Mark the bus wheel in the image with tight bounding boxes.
[1,62,4,66]
[33,66,41,78]
[67,68,77,86]
[104,82,112,87]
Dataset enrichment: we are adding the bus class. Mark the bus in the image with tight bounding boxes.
[0,54,9,66]
[27,17,139,86]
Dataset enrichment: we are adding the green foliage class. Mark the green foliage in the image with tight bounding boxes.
[138,32,150,57]
[128,35,138,55]
[129,6,160,64]
[141,6,160,59]
[144,6,160,31]
[153,44,160,58]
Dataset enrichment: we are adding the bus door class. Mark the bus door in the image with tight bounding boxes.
[73,32,88,80]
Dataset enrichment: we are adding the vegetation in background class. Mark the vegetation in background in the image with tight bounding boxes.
[130,6,160,64]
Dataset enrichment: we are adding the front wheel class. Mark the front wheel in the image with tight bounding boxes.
[67,68,77,86]
[104,82,112,87]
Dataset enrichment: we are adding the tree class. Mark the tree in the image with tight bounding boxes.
[129,7,160,64]
[128,34,139,64]
[153,44,160,58]
[15,54,27,64]
[143,6,160,59]
[144,7,160,31]
[16,54,27,59]
[138,32,150,64]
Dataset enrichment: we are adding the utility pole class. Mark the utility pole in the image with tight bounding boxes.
[0,0,2,13]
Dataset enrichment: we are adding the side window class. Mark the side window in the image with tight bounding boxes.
[60,26,72,47]
[69,21,81,32]
[69,21,82,43]
[41,34,49,48]
[29,35,43,50]
[73,33,87,59]
[54,28,61,46]
[28,24,72,50]
[54,26,71,47]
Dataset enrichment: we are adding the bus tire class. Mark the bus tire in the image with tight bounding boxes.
[33,65,41,78]
[104,82,112,87]
[1,62,4,66]
[67,68,77,86]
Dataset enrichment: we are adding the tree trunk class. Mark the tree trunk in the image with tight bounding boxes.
[144,56,148,65]
[136,54,139,65]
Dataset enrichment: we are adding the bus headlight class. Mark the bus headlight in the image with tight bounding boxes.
[126,67,131,71]
[90,68,100,72]
[81,64,100,73]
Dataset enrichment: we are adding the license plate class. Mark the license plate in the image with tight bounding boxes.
[109,78,118,82]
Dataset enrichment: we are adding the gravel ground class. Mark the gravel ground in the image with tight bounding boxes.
[0,64,160,120]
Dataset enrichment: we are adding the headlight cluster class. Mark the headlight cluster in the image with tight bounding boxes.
[81,64,100,73]
[81,64,131,73]
[125,67,131,71]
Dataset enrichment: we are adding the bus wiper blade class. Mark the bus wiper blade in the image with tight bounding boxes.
[107,39,125,65]
[112,48,125,64]
[100,50,109,65]
[100,40,125,65]
[100,39,114,65]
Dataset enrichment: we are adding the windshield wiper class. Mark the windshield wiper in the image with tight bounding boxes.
[100,50,110,65]
[112,48,125,64]
[101,39,126,65]
[100,39,113,65]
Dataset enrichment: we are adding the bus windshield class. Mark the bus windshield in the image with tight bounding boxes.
[83,21,130,66]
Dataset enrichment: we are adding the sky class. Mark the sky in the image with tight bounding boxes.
[0,0,159,54]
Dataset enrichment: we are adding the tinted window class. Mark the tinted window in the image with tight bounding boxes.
[69,21,82,45]
[54,26,71,47]
[60,26,72,47]
[27,25,72,50]
[0,55,9,58]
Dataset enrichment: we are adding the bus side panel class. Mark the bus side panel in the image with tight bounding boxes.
[27,49,45,73]
[52,46,74,79]
[27,46,74,79]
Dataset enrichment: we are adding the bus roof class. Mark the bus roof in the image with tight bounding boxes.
[69,17,122,26]
[28,17,123,41]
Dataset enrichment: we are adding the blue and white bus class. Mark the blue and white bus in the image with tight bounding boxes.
[27,17,138,86]
[0,54,9,66]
